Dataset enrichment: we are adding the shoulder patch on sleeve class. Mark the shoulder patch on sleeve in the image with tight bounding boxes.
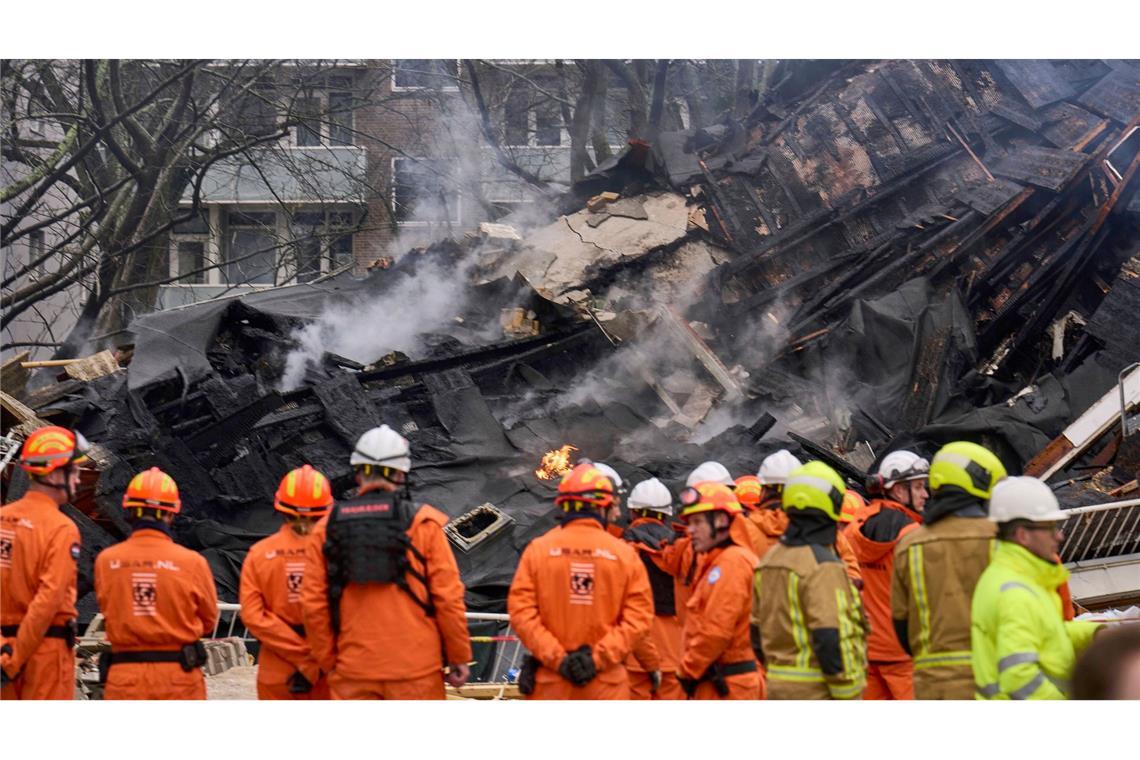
[70,542,81,561]
[708,566,722,584]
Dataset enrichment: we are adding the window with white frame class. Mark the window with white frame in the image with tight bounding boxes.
[27,230,45,278]
[224,212,279,285]
[169,212,212,285]
[392,158,461,224]
[287,210,355,282]
[291,75,355,147]
[392,60,459,91]
[503,80,563,148]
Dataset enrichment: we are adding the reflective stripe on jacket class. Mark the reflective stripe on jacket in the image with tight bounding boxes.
[753,542,867,699]
[970,541,1100,700]
[890,514,994,697]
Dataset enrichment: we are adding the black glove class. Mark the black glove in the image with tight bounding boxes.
[517,655,538,696]
[1,644,13,687]
[649,670,662,694]
[678,676,698,698]
[287,669,314,694]
[558,645,597,686]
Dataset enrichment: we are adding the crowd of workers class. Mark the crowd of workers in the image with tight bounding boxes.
[2,423,1139,700]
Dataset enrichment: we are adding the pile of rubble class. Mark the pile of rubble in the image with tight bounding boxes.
[2,59,1138,620]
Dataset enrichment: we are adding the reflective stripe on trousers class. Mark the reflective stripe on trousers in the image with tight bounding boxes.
[767,665,825,683]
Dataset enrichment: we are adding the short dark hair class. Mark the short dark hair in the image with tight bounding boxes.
[1071,624,1140,699]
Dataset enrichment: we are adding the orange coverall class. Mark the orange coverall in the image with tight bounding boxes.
[301,503,471,700]
[843,498,921,699]
[623,517,684,700]
[94,527,218,699]
[681,516,763,700]
[0,491,80,701]
[509,516,654,700]
[749,498,862,585]
[240,524,329,699]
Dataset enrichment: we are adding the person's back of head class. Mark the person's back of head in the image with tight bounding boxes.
[1071,623,1140,700]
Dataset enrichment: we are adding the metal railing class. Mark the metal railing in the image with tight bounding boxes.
[209,603,525,685]
[1061,498,1140,564]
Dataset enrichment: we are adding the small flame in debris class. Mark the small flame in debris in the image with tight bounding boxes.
[535,444,578,480]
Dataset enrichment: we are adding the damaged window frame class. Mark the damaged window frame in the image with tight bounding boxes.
[390,59,460,92]
[391,157,462,226]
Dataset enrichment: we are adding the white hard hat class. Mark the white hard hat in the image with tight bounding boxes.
[350,424,411,473]
[988,476,1067,523]
[878,450,930,489]
[686,461,733,487]
[757,450,802,486]
[592,462,624,493]
[628,478,673,515]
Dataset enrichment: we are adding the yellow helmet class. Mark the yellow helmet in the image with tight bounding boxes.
[782,461,846,521]
[928,441,1007,499]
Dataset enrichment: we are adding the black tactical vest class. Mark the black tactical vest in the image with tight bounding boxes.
[623,520,677,617]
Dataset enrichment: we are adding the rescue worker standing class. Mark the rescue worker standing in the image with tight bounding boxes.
[843,450,929,700]
[240,465,333,700]
[95,468,218,699]
[509,462,653,699]
[677,482,762,700]
[1,427,87,700]
[622,477,684,700]
[752,461,868,700]
[301,425,471,700]
[891,441,1006,699]
[971,477,1101,699]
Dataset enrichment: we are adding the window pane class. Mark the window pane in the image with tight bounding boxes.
[393,160,459,223]
[177,242,206,284]
[295,238,321,283]
[328,91,353,146]
[296,97,322,147]
[330,234,353,269]
[535,99,561,146]
[394,59,457,89]
[504,89,529,146]
[228,212,276,227]
[227,85,278,137]
[173,210,210,235]
[226,229,276,285]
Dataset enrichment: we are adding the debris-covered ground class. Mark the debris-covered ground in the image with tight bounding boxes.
[2,59,1139,622]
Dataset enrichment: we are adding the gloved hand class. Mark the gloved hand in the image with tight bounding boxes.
[558,645,597,686]
[678,675,698,699]
[1,644,14,687]
[649,670,662,694]
[287,669,314,694]
[517,655,538,695]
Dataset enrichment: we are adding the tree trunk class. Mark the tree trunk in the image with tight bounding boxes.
[734,60,756,118]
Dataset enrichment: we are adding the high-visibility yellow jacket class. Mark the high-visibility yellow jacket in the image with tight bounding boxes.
[752,542,868,700]
[970,541,1100,700]
[891,514,994,699]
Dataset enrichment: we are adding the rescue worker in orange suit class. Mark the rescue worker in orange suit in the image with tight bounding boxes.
[240,465,333,700]
[752,461,868,699]
[509,462,654,699]
[301,425,471,700]
[621,477,684,699]
[747,450,863,585]
[677,482,763,700]
[94,468,218,699]
[1,427,88,700]
[891,441,1006,699]
[843,450,929,700]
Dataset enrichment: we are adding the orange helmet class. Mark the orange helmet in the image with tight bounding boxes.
[554,463,615,512]
[274,465,334,518]
[734,475,763,509]
[840,490,865,524]
[679,482,743,521]
[122,467,182,514]
[19,426,90,477]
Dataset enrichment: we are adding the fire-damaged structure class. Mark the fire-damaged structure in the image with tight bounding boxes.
[3,59,1139,625]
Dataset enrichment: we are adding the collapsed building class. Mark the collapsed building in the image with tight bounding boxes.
[2,59,1139,633]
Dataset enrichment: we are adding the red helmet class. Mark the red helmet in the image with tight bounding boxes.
[554,463,615,512]
[734,475,763,509]
[274,465,334,518]
[122,467,181,514]
[19,426,90,477]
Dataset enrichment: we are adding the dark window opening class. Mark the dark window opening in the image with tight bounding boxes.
[176,241,207,284]
[393,60,459,89]
[392,159,459,224]
[225,212,277,285]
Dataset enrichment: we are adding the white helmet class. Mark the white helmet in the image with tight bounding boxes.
[686,461,733,487]
[757,450,801,486]
[988,476,1067,523]
[350,424,411,473]
[592,462,625,494]
[628,478,673,516]
[878,450,930,489]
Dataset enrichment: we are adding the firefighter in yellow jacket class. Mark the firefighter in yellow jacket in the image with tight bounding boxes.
[891,440,1006,699]
[752,461,867,699]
